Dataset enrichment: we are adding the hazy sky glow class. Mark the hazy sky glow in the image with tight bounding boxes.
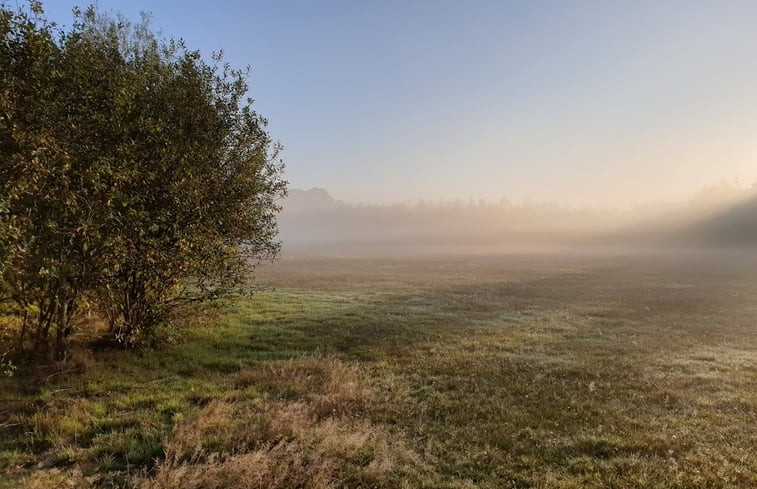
[44,0,757,206]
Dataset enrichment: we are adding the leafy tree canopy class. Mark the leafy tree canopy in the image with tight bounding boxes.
[0,1,286,359]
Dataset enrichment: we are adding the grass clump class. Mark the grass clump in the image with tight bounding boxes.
[148,357,425,489]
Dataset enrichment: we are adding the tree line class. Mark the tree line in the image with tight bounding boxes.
[0,2,286,363]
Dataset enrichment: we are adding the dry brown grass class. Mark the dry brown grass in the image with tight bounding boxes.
[143,356,424,489]
[17,468,92,489]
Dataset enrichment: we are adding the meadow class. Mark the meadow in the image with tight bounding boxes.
[1,251,756,488]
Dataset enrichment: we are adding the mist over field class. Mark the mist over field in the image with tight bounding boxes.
[278,182,757,253]
[4,1,757,488]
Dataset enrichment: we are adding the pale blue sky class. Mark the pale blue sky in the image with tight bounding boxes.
[44,1,757,207]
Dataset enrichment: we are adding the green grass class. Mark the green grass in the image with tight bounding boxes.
[1,252,756,488]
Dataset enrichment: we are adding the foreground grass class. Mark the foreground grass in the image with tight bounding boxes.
[1,252,756,487]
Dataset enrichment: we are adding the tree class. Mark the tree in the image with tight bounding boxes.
[0,2,286,359]
[0,2,111,360]
[75,10,287,345]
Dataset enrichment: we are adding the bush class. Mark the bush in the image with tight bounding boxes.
[0,2,286,359]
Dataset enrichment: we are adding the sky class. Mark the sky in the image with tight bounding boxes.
[42,0,757,207]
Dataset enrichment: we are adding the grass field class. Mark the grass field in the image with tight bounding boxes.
[2,251,757,488]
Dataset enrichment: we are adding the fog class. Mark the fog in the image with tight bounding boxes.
[278,182,757,254]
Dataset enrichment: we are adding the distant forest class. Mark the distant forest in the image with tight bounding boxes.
[278,183,757,251]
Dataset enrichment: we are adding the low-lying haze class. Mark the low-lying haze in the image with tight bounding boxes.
[279,182,757,252]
